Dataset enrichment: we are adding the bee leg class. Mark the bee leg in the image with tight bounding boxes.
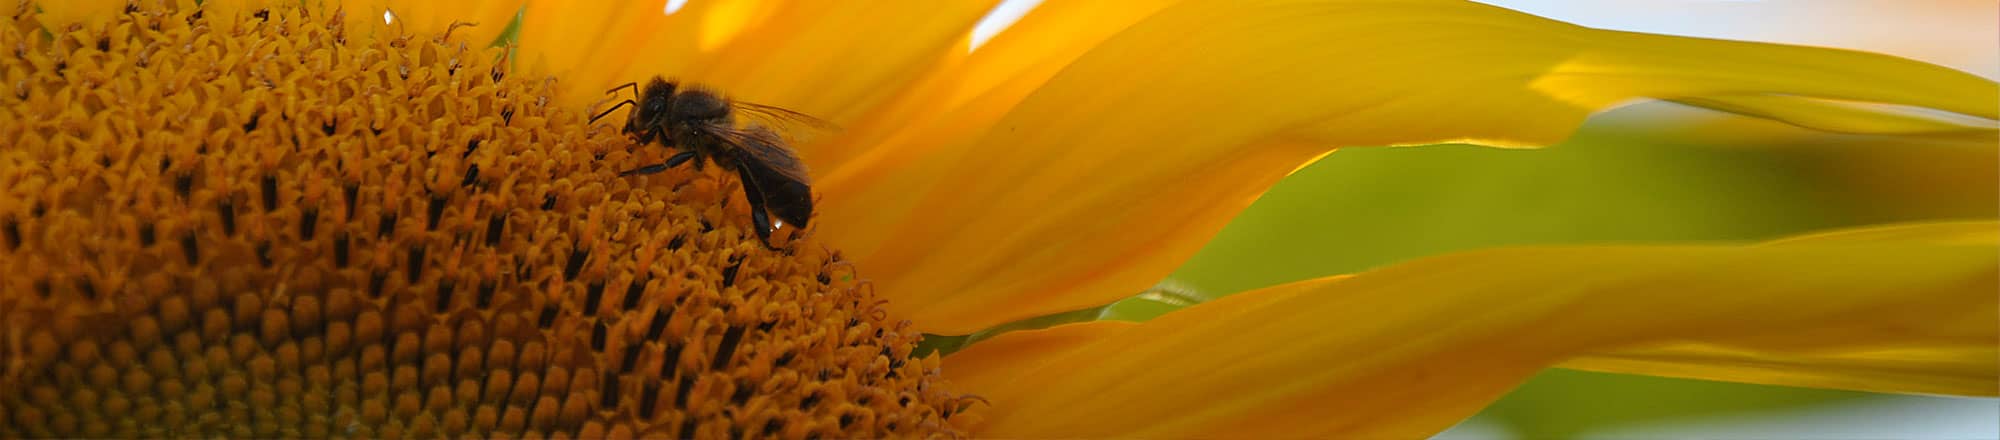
[664,151,697,168]
[734,166,780,248]
[604,82,639,98]
[617,151,697,176]
[749,205,776,247]
[588,99,636,125]
[617,164,670,177]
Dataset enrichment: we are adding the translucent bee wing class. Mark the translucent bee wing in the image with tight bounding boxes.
[728,100,838,144]
[731,101,836,129]
[708,125,811,185]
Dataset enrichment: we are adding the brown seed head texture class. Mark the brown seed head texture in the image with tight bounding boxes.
[0,2,970,438]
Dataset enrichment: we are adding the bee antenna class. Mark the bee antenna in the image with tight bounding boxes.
[589,99,636,125]
[604,82,640,99]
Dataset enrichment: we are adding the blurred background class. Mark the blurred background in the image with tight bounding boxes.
[1051,1,1999,438]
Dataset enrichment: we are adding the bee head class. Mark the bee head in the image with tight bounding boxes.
[628,77,679,135]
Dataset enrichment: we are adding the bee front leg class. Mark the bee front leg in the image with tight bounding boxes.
[617,151,698,176]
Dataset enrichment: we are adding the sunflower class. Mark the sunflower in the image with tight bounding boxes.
[1,0,1993,438]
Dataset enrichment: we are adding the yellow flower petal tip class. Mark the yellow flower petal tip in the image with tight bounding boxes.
[0,2,975,437]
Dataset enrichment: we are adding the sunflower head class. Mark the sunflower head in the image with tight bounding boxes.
[0,2,971,437]
[5,0,1995,438]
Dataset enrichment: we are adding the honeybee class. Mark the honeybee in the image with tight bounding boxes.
[590,77,822,247]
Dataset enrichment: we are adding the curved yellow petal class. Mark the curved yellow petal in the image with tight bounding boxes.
[516,0,703,107]
[944,222,1998,438]
[1672,94,1997,136]
[1554,28,1996,121]
[676,1,1001,123]
[943,321,1137,400]
[514,0,998,121]
[835,0,1998,334]
[811,0,1184,269]
[1766,219,1997,245]
[1561,343,1995,397]
[808,0,1182,173]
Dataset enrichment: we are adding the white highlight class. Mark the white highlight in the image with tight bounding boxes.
[382,10,395,25]
[968,0,1043,52]
[663,0,690,15]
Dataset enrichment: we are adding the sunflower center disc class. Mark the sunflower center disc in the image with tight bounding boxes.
[0,3,969,438]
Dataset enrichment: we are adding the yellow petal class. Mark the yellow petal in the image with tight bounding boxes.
[808,0,1182,172]
[811,0,1184,268]
[944,320,1137,399]
[515,0,734,110]
[676,1,1001,123]
[1562,343,1995,397]
[833,0,1998,334]
[1672,94,1997,135]
[1766,219,1997,245]
[514,0,997,121]
[944,222,1997,438]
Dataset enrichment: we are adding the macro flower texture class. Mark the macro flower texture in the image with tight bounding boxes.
[0,0,1993,438]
